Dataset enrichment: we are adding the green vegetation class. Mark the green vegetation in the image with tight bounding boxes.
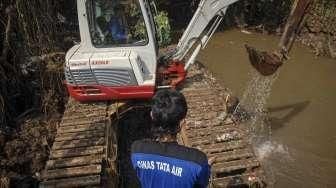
[154,11,171,47]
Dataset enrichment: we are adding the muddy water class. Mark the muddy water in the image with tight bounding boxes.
[198,30,336,188]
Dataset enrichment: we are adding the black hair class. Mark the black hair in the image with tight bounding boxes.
[151,89,187,135]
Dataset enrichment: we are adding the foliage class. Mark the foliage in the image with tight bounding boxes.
[130,0,172,47]
[154,11,171,47]
[0,0,71,128]
[128,3,148,41]
[224,0,293,31]
[134,20,147,40]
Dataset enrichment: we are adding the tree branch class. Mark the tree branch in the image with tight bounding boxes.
[0,5,14,62]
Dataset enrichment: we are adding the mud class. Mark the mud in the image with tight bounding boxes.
[299,1,336,58]
[0,58,65,187]
[0,117,59,186]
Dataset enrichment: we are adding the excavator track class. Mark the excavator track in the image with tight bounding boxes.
[40,100,130,188]
[179,65,266,187]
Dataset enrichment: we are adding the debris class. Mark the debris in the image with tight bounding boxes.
[241,29,252,34]
[216,131,240,142]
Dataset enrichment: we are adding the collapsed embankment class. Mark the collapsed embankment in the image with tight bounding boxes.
[300,1,336,58]
[0,56,67,186]
[0,0,75,186]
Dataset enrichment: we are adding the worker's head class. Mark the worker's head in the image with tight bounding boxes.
[151,89,187,136]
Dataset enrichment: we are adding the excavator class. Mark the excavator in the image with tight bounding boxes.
[40,0,311,187]
[64,0,311,101]
[64,0,240,101]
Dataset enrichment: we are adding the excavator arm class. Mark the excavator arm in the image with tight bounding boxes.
[166,0,312,76]
[171,0,239,70]
[156,0,239,87]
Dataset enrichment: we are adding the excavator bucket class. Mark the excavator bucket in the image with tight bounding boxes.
[245,0,312,76]
[245,45,283,76]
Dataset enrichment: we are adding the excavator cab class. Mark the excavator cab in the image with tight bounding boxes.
[65,0,159,101]
[65,0,240,102]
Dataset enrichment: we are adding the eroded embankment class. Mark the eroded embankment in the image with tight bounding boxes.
[222,0,336,59]
[300,0,336,58]
[0,56,67,187]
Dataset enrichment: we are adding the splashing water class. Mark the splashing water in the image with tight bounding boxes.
[255,140,293,187]
[234,68,279,143]
[256,140,292,161]
[233,68,281,187]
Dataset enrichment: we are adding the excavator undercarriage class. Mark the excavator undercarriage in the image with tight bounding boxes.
[40,64,266,187]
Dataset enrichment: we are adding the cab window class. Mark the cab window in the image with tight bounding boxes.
[86,0,149,47]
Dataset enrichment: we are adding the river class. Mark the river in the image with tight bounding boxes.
[198,29,336,188]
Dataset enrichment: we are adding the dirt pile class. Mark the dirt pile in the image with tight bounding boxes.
[0,117,58,185]
[0,55,66,187]
[1,1,74,186]
[0,56,66,187]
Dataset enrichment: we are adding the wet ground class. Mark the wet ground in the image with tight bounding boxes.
[0,117,59,187]
[198,29,336,188]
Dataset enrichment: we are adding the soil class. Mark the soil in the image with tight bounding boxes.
[299,1,336,58]
[0,53,65,188]
[0,116,60,187]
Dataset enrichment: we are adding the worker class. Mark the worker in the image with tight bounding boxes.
[131,89,211,188]
[108,5,128,43]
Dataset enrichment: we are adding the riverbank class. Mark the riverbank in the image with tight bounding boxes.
[220,0,336,59]
[300,1,336,58]
[0,57,66,187]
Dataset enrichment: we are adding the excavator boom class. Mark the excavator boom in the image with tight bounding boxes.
[174,0,239,60]
[157,0,239,87]
[172,0,239,70]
